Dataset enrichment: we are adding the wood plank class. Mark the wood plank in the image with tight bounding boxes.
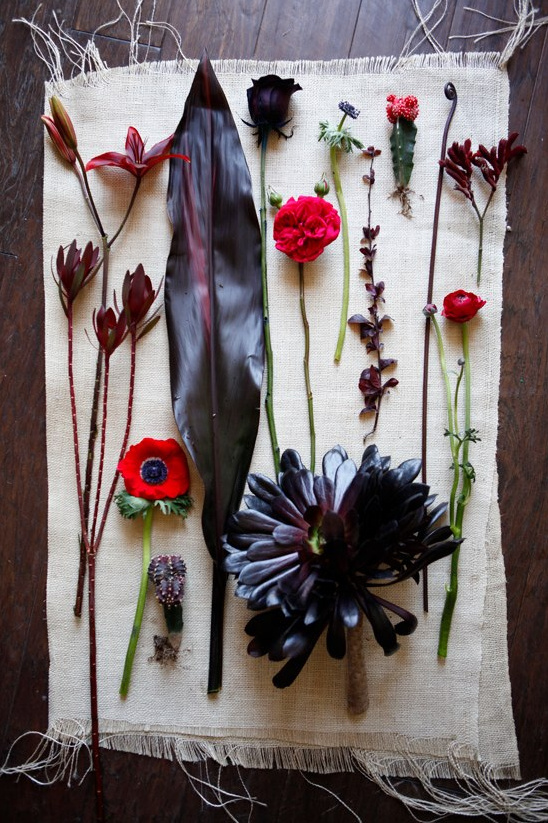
[254,0,361,60]
[162,0,267,60]
[74,0,172,49]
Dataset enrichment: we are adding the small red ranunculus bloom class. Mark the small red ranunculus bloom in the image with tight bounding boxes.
[386,94,419,125]
[441,290,486,323]
[118,438,190,500]
[86,127,189,179]
[273,196,341,263]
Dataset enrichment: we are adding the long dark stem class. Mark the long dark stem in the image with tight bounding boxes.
[74,239,110,616]
[421,82,458,612]
[87,550,104,822]
[298,263,315,473]
[207,566,226,694]
[67,303,90,549]
[108,178,141,248]
[90,356,110,548]
[75,151,105,237]
[259,132,281,475]
[94,332,137,553]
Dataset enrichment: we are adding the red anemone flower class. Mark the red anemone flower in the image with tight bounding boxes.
[118,438,190,500]
[85,127,189,178]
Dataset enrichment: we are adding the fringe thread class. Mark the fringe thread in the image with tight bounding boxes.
[2,723,548,821]
[15,0,545,94]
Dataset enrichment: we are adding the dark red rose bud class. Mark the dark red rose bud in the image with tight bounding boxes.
[423,303,438,317]
[246,75,302,145]
[441,290,485,324]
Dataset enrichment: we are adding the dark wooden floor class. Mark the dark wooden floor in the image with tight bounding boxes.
[1,1,546,821]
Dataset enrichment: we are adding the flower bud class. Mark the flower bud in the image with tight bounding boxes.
[423,303,438,317]
[41,116,77,165]
[93,305,127,355]
[49,96,78,151]
[314,174,330,198]
[267,187,283,209]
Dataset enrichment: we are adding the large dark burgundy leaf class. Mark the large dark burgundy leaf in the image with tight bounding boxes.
[165,53,264,692]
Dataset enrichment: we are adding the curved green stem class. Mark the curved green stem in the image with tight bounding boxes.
[298,263,315,473]
[120,505,154,697]
[260,132,281,475]
[431,314,459,525]
[438,322,472,658]
[331,145,350,363]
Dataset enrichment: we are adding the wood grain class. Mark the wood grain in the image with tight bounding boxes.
[1,1,546,820]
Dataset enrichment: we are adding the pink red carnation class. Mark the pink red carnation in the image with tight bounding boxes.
[118,438,190,500]
[441,290,486,324]
[386,95,419,125]
[273,196,341,263]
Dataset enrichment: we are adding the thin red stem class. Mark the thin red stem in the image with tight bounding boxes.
[67,303,90,551]
[94,332,137,552]
[362,154,382,442]
[87,551,105,822]
[90,357,110,548]
[74,240,110,616]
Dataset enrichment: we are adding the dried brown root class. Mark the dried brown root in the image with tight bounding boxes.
[390,186,414,218]
[151,633,181,664]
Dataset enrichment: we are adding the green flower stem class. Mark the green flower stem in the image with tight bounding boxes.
[331,139,350,364]
[472,189,494,286]
[260,131,281,475]
[438,321,472,658]
[431,314,459,525]
[120,504,154,697]
[298,263,315,473]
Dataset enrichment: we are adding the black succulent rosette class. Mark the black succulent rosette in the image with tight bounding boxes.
[224,445,459,688]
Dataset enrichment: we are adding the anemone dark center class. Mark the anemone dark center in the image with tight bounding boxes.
[140,457,168,485]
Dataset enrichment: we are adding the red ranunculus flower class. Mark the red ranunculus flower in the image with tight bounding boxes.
[118,438,190,500]
[441,290,486,323]
[273,196,341,263]
[86,127,189,178]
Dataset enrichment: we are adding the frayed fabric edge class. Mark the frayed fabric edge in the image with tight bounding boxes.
[39,53,506,97]
[3,723,548,822]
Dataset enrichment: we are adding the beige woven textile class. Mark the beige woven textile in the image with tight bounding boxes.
[44,55,519,783]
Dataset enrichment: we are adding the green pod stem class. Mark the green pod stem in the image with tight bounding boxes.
[390,118,417,189]
[163,602,183,635]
